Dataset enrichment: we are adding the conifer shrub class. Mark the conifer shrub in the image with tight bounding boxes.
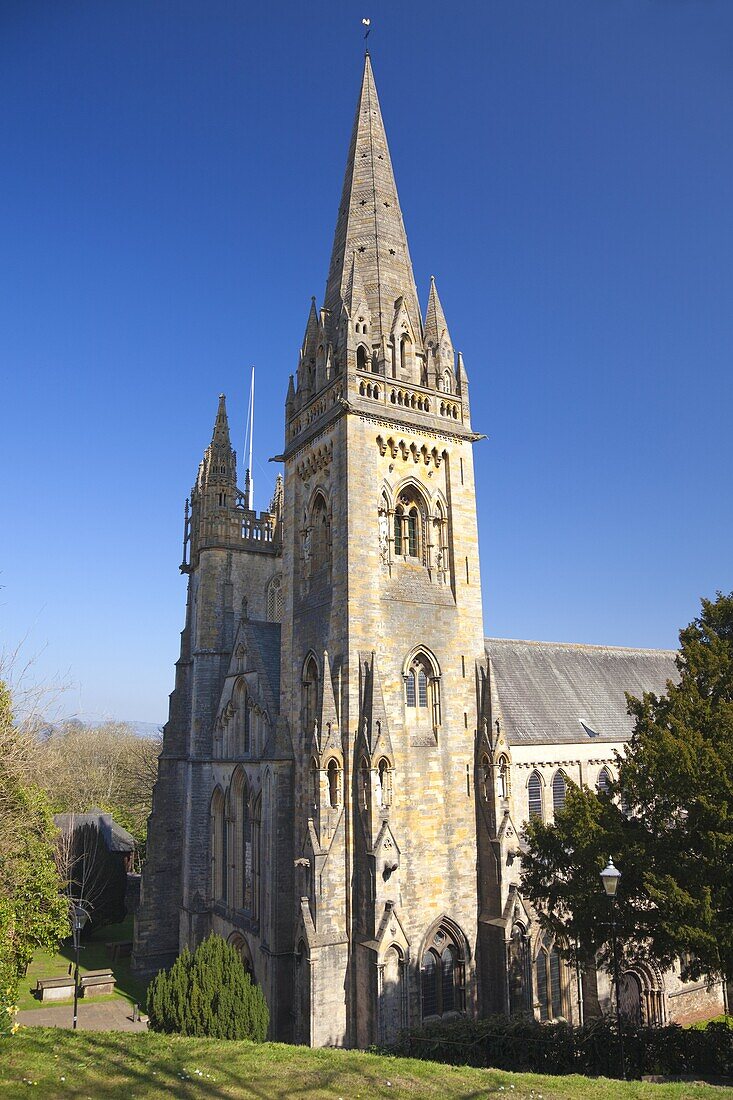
[146,934,269,1041]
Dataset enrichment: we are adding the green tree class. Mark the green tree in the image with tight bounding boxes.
[0,681,68,1035]
[147,934,269,1041]
[521,592,733,993]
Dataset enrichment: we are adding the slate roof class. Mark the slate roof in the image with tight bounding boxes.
[54,808,135,852]
[484,638,677,746]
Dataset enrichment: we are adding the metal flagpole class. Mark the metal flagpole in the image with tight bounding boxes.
[248,366,255,513]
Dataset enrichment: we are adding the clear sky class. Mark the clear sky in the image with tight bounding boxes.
[2,1,731,724]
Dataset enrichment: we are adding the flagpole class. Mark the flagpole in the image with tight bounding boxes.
[248,367,255,513]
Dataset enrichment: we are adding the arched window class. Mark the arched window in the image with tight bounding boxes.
[597,766,612,796]
[528,771,543,820]
[211,787,226,902]
[536,935,564,1021]
[359,757,370,811]
[399,334,412,376]
[393,487,427,563]
[552,771,567,815]
[240,778,252,911]
[310,758,319,810]
[420,921,467,1020]
[498,755,510,799]
[509,922,531,1014]
[251,793,261,920]
[234,681,250,755]
[309,493,330,574]
[302,655,319,738]
[266,574,283,623]
[442,369,453,395]
[377,757,392,807]
[404,650,441,728]
[326,758,341,808]
[357,345,368,371]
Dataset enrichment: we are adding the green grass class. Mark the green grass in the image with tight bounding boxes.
[17,916,148,1012]
[1,1031,732,1100]
[689,1015,733,1031]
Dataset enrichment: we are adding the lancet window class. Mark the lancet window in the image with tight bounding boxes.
[552,771,567,815]
[376,757,392,807]
[536,935,565,1022]
[498,755,510,799]
[597,766,613,796]
[211,787,226,903]
[326,758,342,808]
[266,574,283,623]
[393,486,428,564]
[528,771,543,821]
[302,655,319,740]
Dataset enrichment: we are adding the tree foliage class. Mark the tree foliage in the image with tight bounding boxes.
[0,681,68,1035]
[147,934,269,1041]
[35,721,161,857]
[521,592,733,986]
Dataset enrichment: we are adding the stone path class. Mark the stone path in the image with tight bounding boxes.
[17,1000,149,1032]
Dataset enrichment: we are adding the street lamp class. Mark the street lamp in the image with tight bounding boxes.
[600,859,626,1080]
[70,900,89,1031]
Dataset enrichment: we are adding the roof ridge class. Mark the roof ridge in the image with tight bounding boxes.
[485,636,678,656]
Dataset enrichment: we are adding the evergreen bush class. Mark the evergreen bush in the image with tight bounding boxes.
[147,934,269,1041]
[388,1014,733,1080]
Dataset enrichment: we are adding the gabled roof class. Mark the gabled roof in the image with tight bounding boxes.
[485,637,677,746]
[54,808,135,852]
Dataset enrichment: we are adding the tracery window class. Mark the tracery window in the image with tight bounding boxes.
[393,487,427,563]
[309,493,330,574]
[420,922,467,1020]
[552,771,567,815]
[528,771,543,821]
[536,935,564,1021]
[508,921,531,1014]
[211,787,226,902]
[251,793,261,921]
[403,650,441,728]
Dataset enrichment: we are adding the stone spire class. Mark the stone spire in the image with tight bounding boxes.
[425,276,452,357]
[198,393,236,490]
[211,393,233,451]
[323,53,422,344]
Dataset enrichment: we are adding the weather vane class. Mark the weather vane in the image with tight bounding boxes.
[362,17,371,43]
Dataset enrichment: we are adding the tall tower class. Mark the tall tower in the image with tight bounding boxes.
[133,395,285,978]
[282,54,485,1047]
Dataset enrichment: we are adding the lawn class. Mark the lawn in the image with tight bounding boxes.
[1,1031,732,1100]
[17,916,148,1012]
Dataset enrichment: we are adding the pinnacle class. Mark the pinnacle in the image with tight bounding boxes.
[424,275,452,355]
[323,53,422,342]
[210,393,232,450]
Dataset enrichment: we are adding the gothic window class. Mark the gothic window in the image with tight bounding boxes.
[252,793,261,921]
[232,770,253,912]
[302,655,319,738]
[377,757,392,807]
[420,921,467,1020]
[357,344,369,371]
[359,757,370,811]
[536,936,565,1021]
[498,755,510,799]
[393,486,428,564]
[266,574,283,623]
[235,681,250,755]
[326,758,342,808]
[404,649,441,729]
[597,766,612,796]
[310,758,319,810]
[211,787,226,902]
[309,493,330,574]
[508,921,531,1015]
[398,334,412,376]
[218,491,227,507]
[442,369,453,395]
[528,771,543,820]
[552,771,567,815]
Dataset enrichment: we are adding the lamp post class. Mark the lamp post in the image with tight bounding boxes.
[70,900,89,1031]
[600,858,626,1080]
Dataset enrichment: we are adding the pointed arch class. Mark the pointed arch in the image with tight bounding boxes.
[527,770,544,821]
[266,573,283,623]
[552,770,567,815]
[597,766,613,796]
[419,916,469,1020]
[402,646,442,729]
[302,652,320,740]
[356,344,369,371]
[210,785,227,903]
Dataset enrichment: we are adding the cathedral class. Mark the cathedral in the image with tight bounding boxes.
[132,54,723,1043]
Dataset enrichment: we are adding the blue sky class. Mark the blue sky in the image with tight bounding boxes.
[2,1,731,724]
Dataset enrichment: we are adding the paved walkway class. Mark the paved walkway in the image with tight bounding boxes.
[17,1000,149,1032]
